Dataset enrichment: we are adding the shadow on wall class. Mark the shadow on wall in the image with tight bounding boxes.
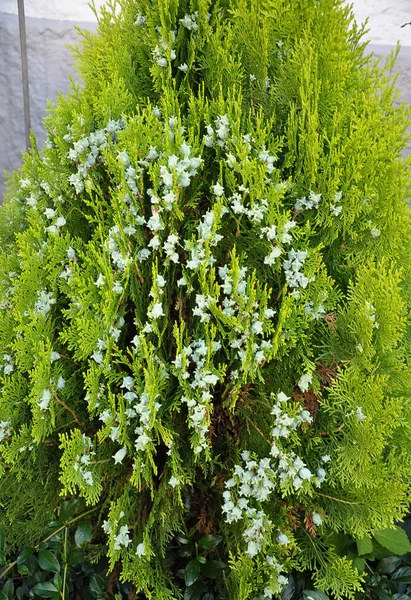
[0,13,410,201]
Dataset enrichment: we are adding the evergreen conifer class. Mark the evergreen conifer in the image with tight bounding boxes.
[1,0,411,597]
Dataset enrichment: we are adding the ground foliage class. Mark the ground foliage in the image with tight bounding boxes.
[1,0,411,598]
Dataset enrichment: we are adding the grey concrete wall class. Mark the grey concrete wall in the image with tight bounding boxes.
[0,13,96,199]
[1,11,411,200]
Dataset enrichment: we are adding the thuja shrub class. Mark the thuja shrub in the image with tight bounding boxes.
[1,0,411,597]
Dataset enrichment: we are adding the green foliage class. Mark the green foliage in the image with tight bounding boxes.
[1,0,411,597]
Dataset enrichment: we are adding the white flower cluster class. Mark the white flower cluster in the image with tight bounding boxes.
[152,32,177,67]
[173,338,220,454]
[163,233,180,263]
[73,434,95,486]
[233,192,269,224]
[122,140,203,265]
[67,118,125,193]
[259,221,296,267]
[184,206,225,271]
[222,392,328,559]
[282,249,309,289]
[294,191,321,211]
[263,555,289,598]
[218,264,276,365]
[113,375,161,455]
[204,114,230,148]
[222,452,275,522]
[159,143,204,196]
[106,225,131,271]
[258,146,278,174]
[1,353,14,375]
[91,338,107,365]
[102,513,132,551]
[114,525,132,550]
[43,207,66,235]
[180,11,198,31]
[0,419,12,444]
[330,191,343,216]
[271,391,312,440]
[34,290,56,316]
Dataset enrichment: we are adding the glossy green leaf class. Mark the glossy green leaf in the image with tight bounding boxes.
[89,573,106,595]
[53,573,62,591]
[377,556,402,574]
[374,587,392,600]
[392,595,411,600]
[352,556,366,573]
[59,499,81,523]
[38,549,60,574]
[303,591,329,600]
[183,581,203,600]
[74,519,92,547]
[202,560,228,579]
[392,567,411,583]
[373,528,411,556]
[2,580,13,600]
[197,534,222,551]
[185,559,201,587]
[357,537,373,556]
[16,547,35,566]
[31,582,59,598]
[0,592,7,600]
[17,564,30,576]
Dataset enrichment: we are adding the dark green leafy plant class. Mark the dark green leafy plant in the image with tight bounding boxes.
[1,0,411,598]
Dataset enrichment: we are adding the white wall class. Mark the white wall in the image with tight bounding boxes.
[1,0,105,22]
[2,0,411,45]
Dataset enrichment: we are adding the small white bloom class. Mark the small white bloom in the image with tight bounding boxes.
[169,475,180,487]
[38,389,52,411]
[50,351,60,363]
[113,447,127,464]
[95,273,105,288]
[121,376,135,390]
[298,373,312,392]
[178,63,188,73]
[212,182,224,197]
[136,542,146,557]
[135,13,146,25]
[312,512,323,526]
[44,208,55,219]
[148,302,164,319]
[56,216,66,228]
[57,376,65,389]
[156,274,166,288]
[277,533,289,546]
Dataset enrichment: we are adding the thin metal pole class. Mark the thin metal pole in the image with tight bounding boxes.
[17,0,31,150]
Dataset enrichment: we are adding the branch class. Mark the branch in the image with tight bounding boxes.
[53,392,87,431]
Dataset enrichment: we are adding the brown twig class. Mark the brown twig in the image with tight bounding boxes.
[53,392,87,431]
[246,416,271,446]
